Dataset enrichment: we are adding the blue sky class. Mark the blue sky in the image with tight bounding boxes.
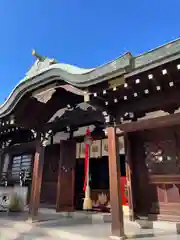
[0,0,179,102]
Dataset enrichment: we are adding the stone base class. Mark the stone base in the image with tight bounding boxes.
[136,218,180,234]
[39,208,180,234]
[38,208,130,223]
[153,220,180,234]
[109,236,126,240]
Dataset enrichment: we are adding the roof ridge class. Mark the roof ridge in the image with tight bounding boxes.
[135,38,180,58]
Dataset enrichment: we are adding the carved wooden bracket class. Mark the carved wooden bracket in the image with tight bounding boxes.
[31,129,53,147]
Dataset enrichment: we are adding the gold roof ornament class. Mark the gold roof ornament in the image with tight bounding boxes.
[32,49,57,64]
[20,49,59,81]
[32,49,36,56]
[32,49,46,61]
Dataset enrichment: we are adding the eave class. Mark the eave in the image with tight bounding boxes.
[0,38,180,118]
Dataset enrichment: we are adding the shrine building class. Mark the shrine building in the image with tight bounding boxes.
[0,39,180,238]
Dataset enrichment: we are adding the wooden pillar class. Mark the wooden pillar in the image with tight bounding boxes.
[29,140,45,220]
[124,133,135,221]
[56,140,76,212]
[107,127,125,240]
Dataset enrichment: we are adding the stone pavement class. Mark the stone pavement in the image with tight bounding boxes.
[0,217,180,240]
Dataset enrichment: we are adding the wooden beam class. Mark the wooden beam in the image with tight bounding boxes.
[107,127,125,239]
[124,133,135,221]
[118,112,180,133]
[113,87,180,117]
[29,139,45,221]
[87,97,109,113]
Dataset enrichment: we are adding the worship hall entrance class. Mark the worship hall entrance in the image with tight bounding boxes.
[74,137,127,211]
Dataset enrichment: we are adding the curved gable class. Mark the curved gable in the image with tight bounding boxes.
[1,38,180,118]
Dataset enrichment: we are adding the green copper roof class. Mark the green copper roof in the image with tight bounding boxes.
[135,39,180,68]
[20,38,180,85]
[22,50,94,83]
[1,38,180,117]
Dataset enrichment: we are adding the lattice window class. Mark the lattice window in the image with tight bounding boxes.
[11,155,32,179]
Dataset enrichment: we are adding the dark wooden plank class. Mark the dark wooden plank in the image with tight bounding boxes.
[118,112,180,133]
[56,140,76,212]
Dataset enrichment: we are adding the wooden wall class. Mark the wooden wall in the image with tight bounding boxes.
[40,144,60,205]
[131,126,180,220]
[2,142,76,209]
[56,140,76,211]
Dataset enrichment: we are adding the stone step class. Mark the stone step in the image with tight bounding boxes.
[38,206,130,223]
